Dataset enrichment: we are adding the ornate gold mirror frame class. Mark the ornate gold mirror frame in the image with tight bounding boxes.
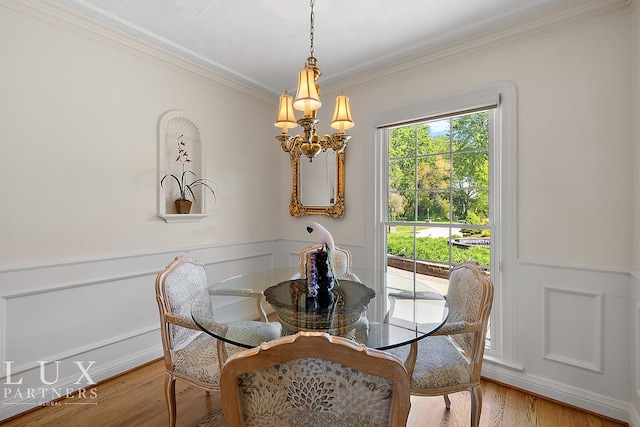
[287,144,345,219]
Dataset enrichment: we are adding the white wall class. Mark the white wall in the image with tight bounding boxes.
[1,0,639,424]
[0,1,280,269]
[631,1,640,425]
[0,1,282,420]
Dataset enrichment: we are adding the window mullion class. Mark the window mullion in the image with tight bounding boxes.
[413,124,419,281]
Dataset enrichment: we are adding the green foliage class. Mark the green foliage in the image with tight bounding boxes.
[386,112,492,270]
[460,211,489,235]
[466,211,481,224]
[388,193,407,220]
[387,234,490,267]
[388,112,489,223]
[450,113,489,220]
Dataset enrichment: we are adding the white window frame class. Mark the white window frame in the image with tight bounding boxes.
[366,81,519,368]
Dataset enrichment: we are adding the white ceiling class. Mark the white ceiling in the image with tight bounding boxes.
[51,0,570,95]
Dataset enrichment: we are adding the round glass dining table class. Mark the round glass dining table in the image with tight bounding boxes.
[191,267,448,351]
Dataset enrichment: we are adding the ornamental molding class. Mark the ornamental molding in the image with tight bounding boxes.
[1,0,275,104]
[322,0,634,94]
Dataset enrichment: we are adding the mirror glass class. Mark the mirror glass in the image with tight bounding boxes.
[300,150,336,206]
[289,148,345,219]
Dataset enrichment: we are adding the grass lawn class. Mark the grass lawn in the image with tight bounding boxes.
[392,225,427,235]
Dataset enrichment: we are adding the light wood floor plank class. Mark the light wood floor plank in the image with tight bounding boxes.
[0,359,628,427]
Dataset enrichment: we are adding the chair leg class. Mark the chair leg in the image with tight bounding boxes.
[443,394,451,410]
[164,372,177,427]
[470,385,482,427]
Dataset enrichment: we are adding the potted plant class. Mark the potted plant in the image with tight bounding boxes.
[161,134,216,214]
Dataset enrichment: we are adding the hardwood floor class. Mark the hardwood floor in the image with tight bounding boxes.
[1,359,627,427]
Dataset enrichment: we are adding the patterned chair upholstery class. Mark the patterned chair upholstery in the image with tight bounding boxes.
[156,256,279,426]
[207,287,282,361]
[220,332,411,427]
[387,261,494,427]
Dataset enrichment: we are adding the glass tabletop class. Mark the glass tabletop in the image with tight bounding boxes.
[191,267,448,350]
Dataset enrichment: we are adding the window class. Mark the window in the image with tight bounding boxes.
[371,82,517,364]
[386,110,493,340]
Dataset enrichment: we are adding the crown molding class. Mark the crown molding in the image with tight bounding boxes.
[0,0,276,105]
[323,0,633,94]
[4,0,632,102]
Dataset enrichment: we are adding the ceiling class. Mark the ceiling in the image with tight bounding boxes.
[51,0,570,95]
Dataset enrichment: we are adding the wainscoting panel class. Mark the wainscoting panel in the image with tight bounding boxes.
[543,287,603,372]
[2,274,157,375]
[0,240,280,421]
[480,260,633,423]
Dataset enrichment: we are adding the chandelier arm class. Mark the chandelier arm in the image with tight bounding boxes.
[318,134,351,153]
[276,134,301,154]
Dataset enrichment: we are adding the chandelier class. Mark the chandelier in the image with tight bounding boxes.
[274,0,354,162]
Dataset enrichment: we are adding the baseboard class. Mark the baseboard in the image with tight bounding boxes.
[482,362,630,423]
[90,345,163,384]
[630,405,639,427]
[0,345,161,421]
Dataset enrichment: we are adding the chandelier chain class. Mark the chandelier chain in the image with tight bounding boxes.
[274,0,352,169]
[309,0,315,58]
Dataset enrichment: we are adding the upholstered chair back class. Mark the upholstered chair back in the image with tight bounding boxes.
[220,332,411,427]
[444,262,491,357]
[161,259,214,347]
[297,243,360,282]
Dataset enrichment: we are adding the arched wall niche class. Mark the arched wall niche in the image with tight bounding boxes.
[157,110,210,223]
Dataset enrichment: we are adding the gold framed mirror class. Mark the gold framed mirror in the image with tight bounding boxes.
[288,145,345,219]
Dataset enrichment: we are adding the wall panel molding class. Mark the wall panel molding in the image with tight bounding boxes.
[0,240,281,421]
[0,237,280,274]
[519,258,632,276]
[543,287,603,372]
[0,270,156,299]
[512,262,632,422]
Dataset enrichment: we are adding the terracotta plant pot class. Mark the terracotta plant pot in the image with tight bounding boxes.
[175,199,192,214]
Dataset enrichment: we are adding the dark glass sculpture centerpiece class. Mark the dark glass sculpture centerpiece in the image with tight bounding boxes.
[305,246,334,308]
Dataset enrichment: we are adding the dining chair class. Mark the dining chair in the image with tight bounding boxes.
[220,331,411,427]
[293,243,362,282]
[387,261,494,427]
[155,256,279,427]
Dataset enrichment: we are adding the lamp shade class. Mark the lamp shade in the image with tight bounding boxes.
[330,92,354,134]
[275,91,297,133]
[293,67,321,116]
